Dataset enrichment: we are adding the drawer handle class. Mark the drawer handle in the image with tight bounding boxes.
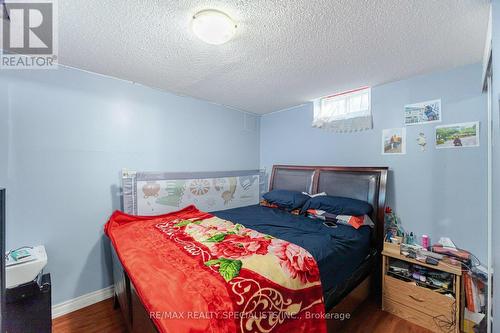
[408,295,425,303]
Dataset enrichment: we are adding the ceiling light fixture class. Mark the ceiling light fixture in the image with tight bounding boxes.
[191,10,237,45]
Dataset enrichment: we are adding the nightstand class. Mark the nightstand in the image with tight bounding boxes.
[381,246,462,333]
[5,273,52,333]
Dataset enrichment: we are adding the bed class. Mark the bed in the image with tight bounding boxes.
[107,165,388,332]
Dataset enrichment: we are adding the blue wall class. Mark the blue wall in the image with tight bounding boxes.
[0,81,8,187]
[491,0,500,328]
[0,67,260,304]
[0,61,489,310]
[260,63,488,262]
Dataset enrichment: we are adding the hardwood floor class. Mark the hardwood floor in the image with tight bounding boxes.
[52,297,431,333]
[52,298,127,333]
[339,299,432,333]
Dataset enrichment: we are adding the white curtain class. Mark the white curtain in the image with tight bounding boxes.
[312,88,372,133]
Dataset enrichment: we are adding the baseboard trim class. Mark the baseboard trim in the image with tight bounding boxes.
[52,285,114,319]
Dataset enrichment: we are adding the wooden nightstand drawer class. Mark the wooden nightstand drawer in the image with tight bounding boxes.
[382,250,462,333]
[383,298,455,333]
[384,275,455,318]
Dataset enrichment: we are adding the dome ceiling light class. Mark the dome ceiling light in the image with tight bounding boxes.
[191,10,237,45]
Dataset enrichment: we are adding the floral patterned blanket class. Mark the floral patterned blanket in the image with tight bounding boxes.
[105,205,326,333]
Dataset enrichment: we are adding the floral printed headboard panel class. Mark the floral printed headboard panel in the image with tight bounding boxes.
[122,170,261,215]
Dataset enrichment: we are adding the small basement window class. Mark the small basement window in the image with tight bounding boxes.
[312,87,372,133]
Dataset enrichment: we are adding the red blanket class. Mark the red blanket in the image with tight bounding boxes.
[105,205,326,333]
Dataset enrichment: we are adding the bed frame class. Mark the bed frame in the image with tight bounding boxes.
[110,165,388,333]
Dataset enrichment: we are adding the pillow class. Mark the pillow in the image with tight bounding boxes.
[305,209,374,229]
[300,195,373,216]
[260,200,301,215]
[304,209,335,221]
[262,190,310,211]
[335,214,375,229]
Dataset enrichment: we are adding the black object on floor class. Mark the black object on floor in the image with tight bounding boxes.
[5,273,52,333]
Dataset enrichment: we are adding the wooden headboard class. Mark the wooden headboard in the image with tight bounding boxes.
[269,165,388,252]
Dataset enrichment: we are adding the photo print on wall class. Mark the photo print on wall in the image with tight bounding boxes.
[435,122,480,149]
[404,99,441,126]
[382,128,406,155]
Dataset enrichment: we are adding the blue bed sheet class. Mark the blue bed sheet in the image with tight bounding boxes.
[213,205,371,292]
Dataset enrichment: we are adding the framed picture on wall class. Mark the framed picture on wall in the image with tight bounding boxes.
[382,128,406,155]
[435,121,480,149]
[404,99,441,125]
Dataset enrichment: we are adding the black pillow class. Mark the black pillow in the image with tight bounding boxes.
[262,190,310,210]
[300,195,373,216]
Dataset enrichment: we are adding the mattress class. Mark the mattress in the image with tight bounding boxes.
[213,204,372,292]
[106,206,327,333]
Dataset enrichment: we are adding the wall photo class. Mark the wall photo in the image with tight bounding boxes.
[382,128,406,155]
[435,121,480,149]
[404,99,441,125]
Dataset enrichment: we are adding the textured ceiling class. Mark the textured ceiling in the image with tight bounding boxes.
[56,0,490,114]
